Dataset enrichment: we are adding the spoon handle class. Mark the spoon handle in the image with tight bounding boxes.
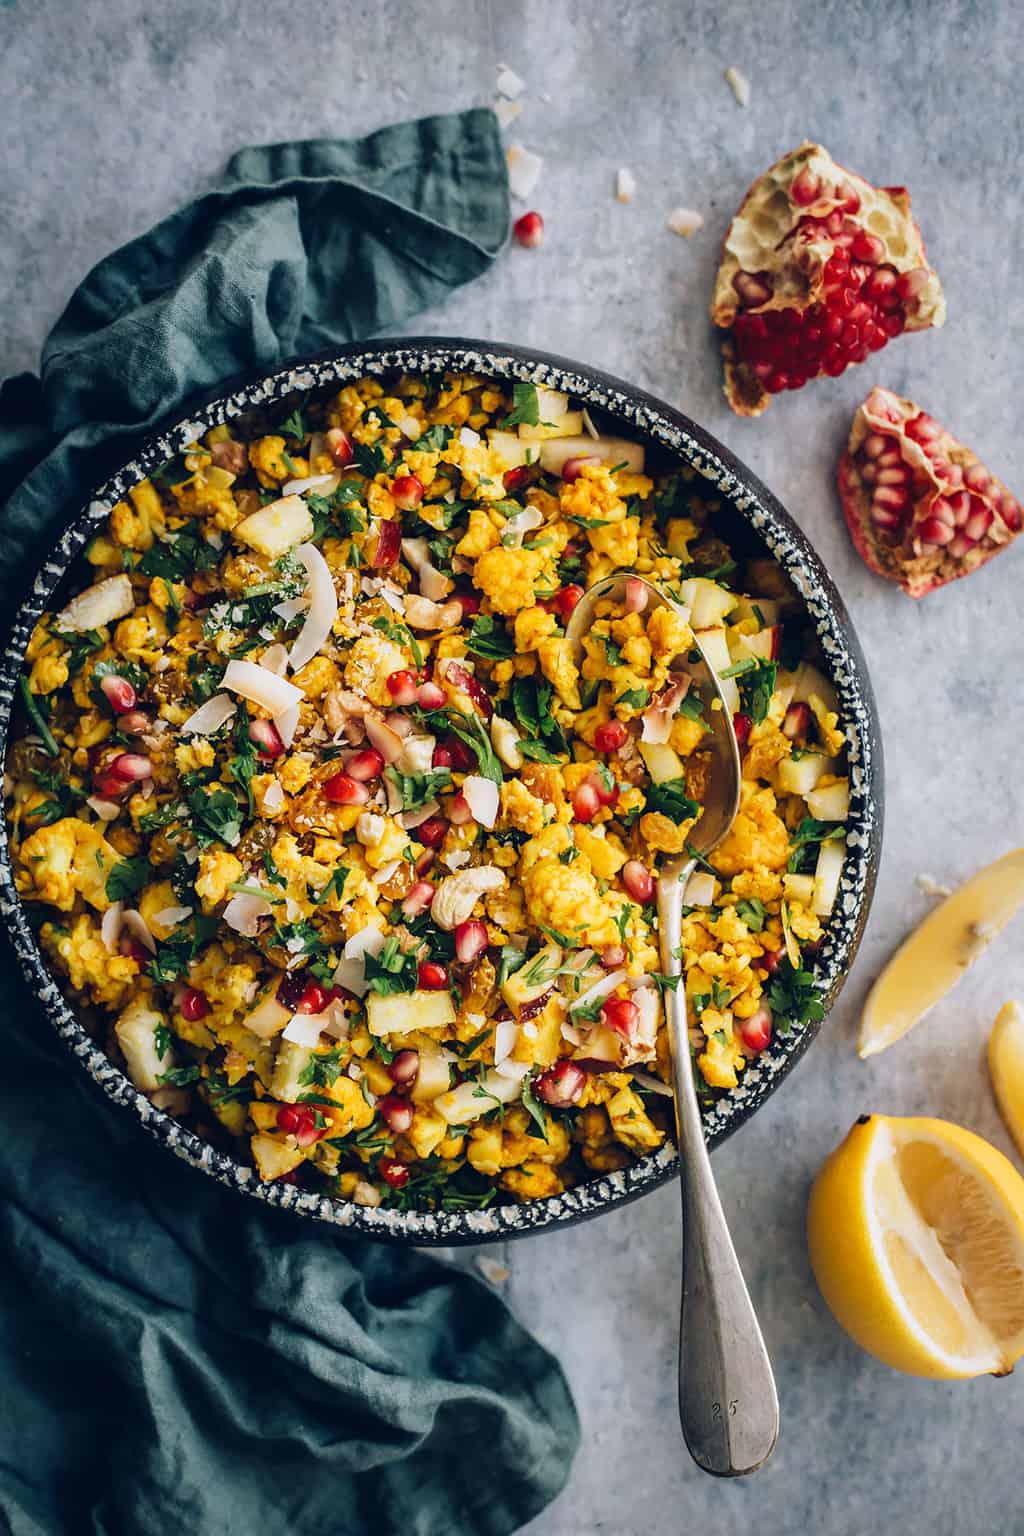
[659,870,779,1477]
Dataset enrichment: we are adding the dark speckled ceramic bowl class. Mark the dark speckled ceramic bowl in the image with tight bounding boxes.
[0,340,883,1244]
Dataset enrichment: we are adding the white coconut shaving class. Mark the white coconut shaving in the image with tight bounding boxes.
[496,64,525,98]
[474,1255,511,1286]
[506,143,543,200]
[666,207,705,238]
[616,167,636,203]
[493,98,522,131]
[724,66,751,106]
[916,873,953,899]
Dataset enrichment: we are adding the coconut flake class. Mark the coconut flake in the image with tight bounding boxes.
[153,905,193,929]
[288,542,339,673]
[272,596,310,622]
[493,97,522,131]
[263,779,286,813]
[916,873,953,899]
[570,968,628,1016]
[724,65,750,106]
[275,704,300,749]
[615,167,636,204]
[282,473,338,497]
[581,407,601,441]
[666,207,705,238]
[87,796,121,822]
[282,1013,328,1047]
[379,585,406,614]
[333,927,386,997]
[260,643,290,676]
[122,909,156,954]
[372,859,403,886]
[401,537,453,601]
[463,775,499,829]
[494,1056,531,1082]
[222,659,303,716]
[494,1016,519,1065]
[398,414,421,440]
[181,693,237,737]
[627,1068,674,1098]
[506,143,543,200]
[641,678,691,744]
[496,64,525,98]
[459,427,481,449]
[101,902,124,954]
[222,891,273,937]
[500,505,543,548]
[684,870,717,907]
[398,798,441,831]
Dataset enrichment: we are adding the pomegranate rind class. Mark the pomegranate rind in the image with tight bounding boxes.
[839,387,1022,598]
[712,143,946,417]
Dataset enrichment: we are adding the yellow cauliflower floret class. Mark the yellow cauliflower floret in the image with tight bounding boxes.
[537,636,581,709]
[361,816,410,871]
[787,902,823,944]
[713,783,790,875]
[731,866,784,904]
[698,1028,746,1091]
[646,603,692,662]
[292,656,341,699]
[745,728,791,781]
[514,606,557,652]
[18,818,116,912]
[113,606,168,665]
[252,774,288,819]
[321,1075,376,1139]
[467,1123,503,1177]
[501,1161,564,1200]
[278,755,313,795]
[344,633,409,705]
[28,651,69,695]
[456,507,501,558]
[472,546,545,616]
[501,778,549,835]
[137,880,184,940]
[669,714,708,756]
[41,914,139,1007]
[249,435,291,487]
[174,738,216,776]
[518,821,574,874]
[522,857,609,945]
[195,849,244,911]
[500,1107,570,1167]
[573,824,627,880]
[606,1085,666,1155]
[406,1106,450,1160]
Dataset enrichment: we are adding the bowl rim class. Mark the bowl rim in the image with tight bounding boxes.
[0,337,883,1245]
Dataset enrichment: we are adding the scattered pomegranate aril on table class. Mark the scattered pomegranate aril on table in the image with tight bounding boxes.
[711,142,945,416]
[838,386,1022,596]
[513,210,544,248]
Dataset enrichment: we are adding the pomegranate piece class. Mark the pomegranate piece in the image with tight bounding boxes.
[378,1157,410,1190]
[838,386,1022,597]
[390,475,424,512]
[601,997,640,1040]
[454,919,489,965]
[416,680,447,712]
[377,1094,414,1134]
[732,712,752,750]
[388,1048,420,1087]
[99,673,137,715]
[417,960,450,990]
[738,1003,773,1053]
[370,518,402,567]
[180,988,210,1022]
[621,860,656,904]
[534,1059,586,1108]
[549,584,584,622]
[415,815,448,848]
[322,771,369,805]
[711,143,945,416]
[386,669,419,706]
[345,748,385,782]
[326,428,354,467]
[513,210,545,248]
[593,719,628,754]
[249,717,285,759]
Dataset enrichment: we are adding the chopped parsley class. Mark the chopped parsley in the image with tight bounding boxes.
[499,381,541,429]
[187,787,243,848]
[766,960,825,1035]
[644,777,699,822]
[298,1047,348,1089]
[615,687,650,710]
[280,407,307,442]
[413,423,453,452]
[105,857,150,904]
[156,1065,201,1088]
[138,527,219,583]
[520,1075,549,1141]
[18,677,59,757]
[385,766,452,811]
[465,614,515,660]
[363,936,420,995]
[147,915,218,984]
[353,440,387,478]
[788,817,844,874]
[735,897,767,932]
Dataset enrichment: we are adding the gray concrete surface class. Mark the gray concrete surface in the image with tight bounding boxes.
[5,2,1024,1533]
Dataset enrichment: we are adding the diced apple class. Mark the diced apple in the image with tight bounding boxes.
[234,494,314,560]
[805,779,850,822]
[774,668,800,712]
[501,946,563,1012]
[638,740,686,785]
[738,626,781,662]
[434,1069,523,1126]
[730,595,781,628]
[410,1049,454,1103]
[538,435,645,476]
[571,1026,624,1068]
[487,430,540,469]
[792,661,838,715]
[537,387,571,421]
[245,988,292,1040]
[519,411,584,442]
[783,873,816,906]
[251,1133,304,1182]
[694,626,740,714]
[367,989,456,1038]
[115,998,172,1093]
[56,573,135,634]
[812,837,845,916]
[776,752,831,795]
[679,578,738,630]
[270,1040,315,1103]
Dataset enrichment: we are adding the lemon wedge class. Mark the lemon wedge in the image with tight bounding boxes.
[807,1114,1024,1378]
[989,1001,1024,1160]
[859,848,1024,1058]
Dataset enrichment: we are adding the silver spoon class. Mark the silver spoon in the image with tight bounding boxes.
[567,572,779,1477]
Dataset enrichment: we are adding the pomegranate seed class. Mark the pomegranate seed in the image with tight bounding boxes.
[180,988,210,1022]
[346,748,385,782]
[761,949,783,975]
[277,1105,304,1134]
[513,210,545,248]
[121,938,150,964]
[118,710,150,736]
[386,669,419,705]
[93,771,129,799]
[503,465,531,492]
[378,1158,410,1189]
[295,981,333,1015]
[963,506,993,542]
[590,769,619,807]
[455,919,488,965]
[917,517,955,548]
[732,270,774,307]
[732,712,752,749]
[894,267,930,301]
[417,680,447,711]
[432,744,454,769]
[371,518,402,567]
[415,816,448,848]
[789,166,820,206]
[100,673,137,714]
[550,584,584,622]
[571,781,601,823]
[448,792,473,825]
[905,412,941,444]
[326,428,354,467]
[449,590,482,618]
[535,1060,587,1108]
[388,1049,420,1087]
[443,736,475,771]
[601,997,640,1040]
[783,701,811,739]
[391,475,424,511]
[417,960,449,990]
[322,772,369,805]
[249,717,284,759]
[880,312,905,338]
[835,181,861,214]
[377,1094,414,1133]
[850,231,884,264]
[739,1004,773,1053]
[964,464,990,493]
[593,719,628,753]
[415,848,435,875]
[873,485,910,512]
[561,456,601,483]
[108,752,152,782]
[600,944,626,968]
[621,860,656,904]
[442,662,492,717]
[401,881,435,919]
[295,1111,326,1148]
[624,577,648,614]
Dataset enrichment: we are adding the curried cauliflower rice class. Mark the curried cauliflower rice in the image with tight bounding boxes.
[6,372,849,1212]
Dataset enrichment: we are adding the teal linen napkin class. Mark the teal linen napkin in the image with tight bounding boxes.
[0,109,579,1536]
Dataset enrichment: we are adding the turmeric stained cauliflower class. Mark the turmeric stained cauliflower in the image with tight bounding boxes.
[6,370,846,1216]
